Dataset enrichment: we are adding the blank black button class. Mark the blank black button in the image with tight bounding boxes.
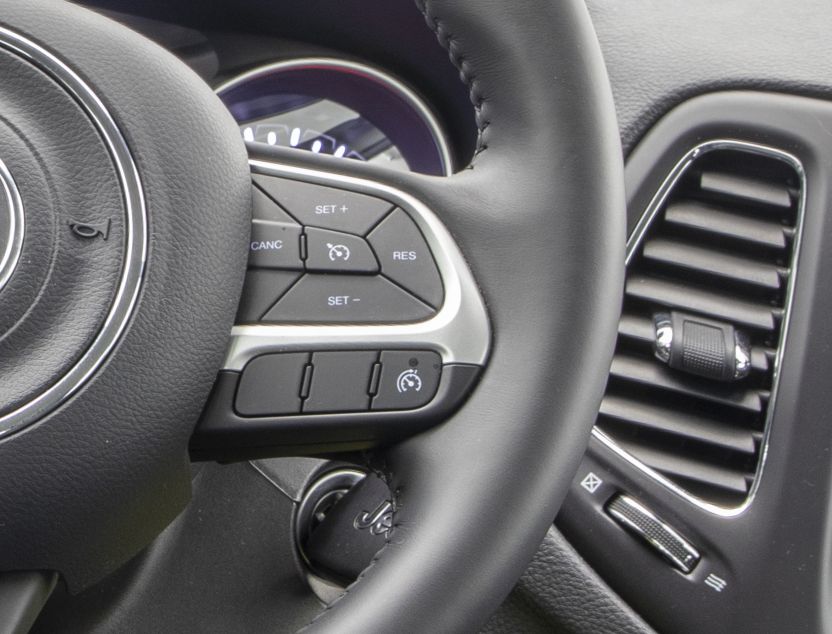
[372,350,441,411]
[263,274,434,324]
[235,353,309,417]
[252,184,297,223]
[305,227,379,274]
[304,351,378,413]
[253,175,393,235]
[236,269,301,323]
[367,208,443,308]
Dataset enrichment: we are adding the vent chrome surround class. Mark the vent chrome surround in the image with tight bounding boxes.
[0,27,148,438]
[592,139,806,517]
[223,160,491,371]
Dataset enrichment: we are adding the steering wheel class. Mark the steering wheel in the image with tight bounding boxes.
[0,0,624,631]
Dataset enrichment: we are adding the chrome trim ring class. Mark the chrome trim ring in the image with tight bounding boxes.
[215,57,454,177]
[224,160,490,371]
[294,468,367,568]
[0,158,24,294]
[592,139,806,517]
[0,28,147,438]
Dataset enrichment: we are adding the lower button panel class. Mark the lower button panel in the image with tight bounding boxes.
[263,274,434,324]
[232,349,447,418]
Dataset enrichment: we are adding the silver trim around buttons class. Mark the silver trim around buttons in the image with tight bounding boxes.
[223,160,490,370]
[592,139,806,517]
[215,57,454,177]
[0,28,147,438]
[0,158,24,295]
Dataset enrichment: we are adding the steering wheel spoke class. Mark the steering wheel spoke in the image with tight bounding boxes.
[191,151,490,460]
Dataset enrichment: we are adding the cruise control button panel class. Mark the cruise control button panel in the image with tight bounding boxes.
[237,178,444,325]
[195,166,490,460]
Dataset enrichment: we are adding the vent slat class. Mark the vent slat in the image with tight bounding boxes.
[600,394,757,455]
[618,313,655,343]
[626,275,777,331]
[699,170,792,209]
[664,201,788,249]
[614,438,751,497]
[642,238,783,290]
[610,355,765,413]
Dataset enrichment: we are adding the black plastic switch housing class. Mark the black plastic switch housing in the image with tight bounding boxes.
[304,351,378,413]
[235,353,309,416]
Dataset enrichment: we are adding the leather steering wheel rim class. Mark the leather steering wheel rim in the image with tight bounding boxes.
[0,1,624,632]
[297,1,625,631]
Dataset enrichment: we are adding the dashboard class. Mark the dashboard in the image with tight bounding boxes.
[27,1,832,633]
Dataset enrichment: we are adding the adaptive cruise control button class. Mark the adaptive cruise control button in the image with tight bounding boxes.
[367,208,443,308]
[304,227,379,274]
[253,174,394,235]
[263,274,434,324]
[249,219,303,270]
[372,350,441,411]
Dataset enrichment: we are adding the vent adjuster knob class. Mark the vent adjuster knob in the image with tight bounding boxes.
[654,311,751,381]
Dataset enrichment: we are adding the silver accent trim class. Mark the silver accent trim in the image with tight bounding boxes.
[652,312,673,364]
[593,139,806,517]
[295,468,366,557]
[607,494,700,574]
[223,160,490,370]
[294,467,366,601]
[215,57,454,177]
[0,28,147,438]
[0,158,24,294]
[733,330,752,380]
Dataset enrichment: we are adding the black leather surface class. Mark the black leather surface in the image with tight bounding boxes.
[481,527,655,634]
[585,0,832,156]
[0,0,250,590]
[0,45,125,415]
[31,463,322,634]
[254,0,626,631]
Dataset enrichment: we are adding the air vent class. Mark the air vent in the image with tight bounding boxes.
[594,141,804,512]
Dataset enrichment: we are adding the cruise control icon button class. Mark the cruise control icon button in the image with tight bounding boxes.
[372,350,441,411]
[304,227,379,274]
